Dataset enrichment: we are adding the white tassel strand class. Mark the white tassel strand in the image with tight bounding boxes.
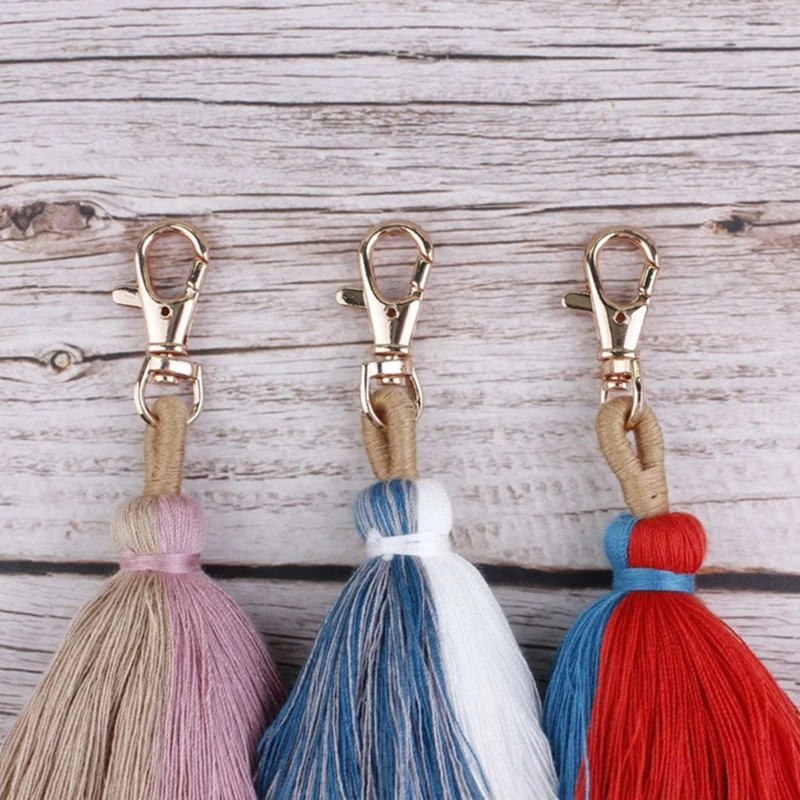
[414,479,559,800]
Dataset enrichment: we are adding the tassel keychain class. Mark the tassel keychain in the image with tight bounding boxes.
[0,222,286,799]
[256,221,557,799]
[543,228,800,799]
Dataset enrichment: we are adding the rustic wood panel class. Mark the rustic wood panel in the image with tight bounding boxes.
[3,208,800,569]
[3,0,800,58]
[1,0,799,714]
[0,573,798,737]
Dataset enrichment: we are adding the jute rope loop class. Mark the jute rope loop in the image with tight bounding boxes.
[144,395,190,496]
[596,395,669,518]
[361,388,420,481]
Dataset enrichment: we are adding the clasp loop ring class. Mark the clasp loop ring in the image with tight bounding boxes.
[563,227,660,429]
[337,220,433,428]
[113,221,208,425]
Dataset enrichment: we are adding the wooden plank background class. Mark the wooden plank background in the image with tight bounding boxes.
[1,0,799,731]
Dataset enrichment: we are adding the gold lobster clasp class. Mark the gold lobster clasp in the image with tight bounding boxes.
[563,227,660,429]
[336,220,433,428]
[112,221,208,425]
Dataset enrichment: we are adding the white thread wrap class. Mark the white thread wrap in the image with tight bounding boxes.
[366,530,452,559]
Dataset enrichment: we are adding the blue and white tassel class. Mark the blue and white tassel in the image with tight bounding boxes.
[255,478,558,799]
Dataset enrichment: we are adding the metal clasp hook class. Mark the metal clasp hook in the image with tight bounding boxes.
[112,221,208,425]
[563,227,659,428]
[336,220,433,428]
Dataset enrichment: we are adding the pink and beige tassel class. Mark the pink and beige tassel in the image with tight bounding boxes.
[0,222,286,799]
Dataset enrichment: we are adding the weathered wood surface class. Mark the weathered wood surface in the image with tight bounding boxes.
[1,0,799,708]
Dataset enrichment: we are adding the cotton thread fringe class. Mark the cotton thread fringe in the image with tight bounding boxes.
[543,512,800,800]
[0,494,286,800]
[256,479,558,800]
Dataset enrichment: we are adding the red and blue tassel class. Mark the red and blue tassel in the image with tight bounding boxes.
[544,510,800,799]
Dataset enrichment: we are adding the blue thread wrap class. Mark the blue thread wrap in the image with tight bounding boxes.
[613,567,695,593]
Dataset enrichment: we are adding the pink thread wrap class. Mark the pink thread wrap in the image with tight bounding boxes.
[120,552,202,574]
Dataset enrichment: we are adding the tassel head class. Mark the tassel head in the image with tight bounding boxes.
[114,494,206,574]
[605,512,701,594]
[618,511,706,573]
[354,478,453,553]
[114,493,207,554]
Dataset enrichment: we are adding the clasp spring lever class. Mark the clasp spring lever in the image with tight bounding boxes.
[563,227,659,428]
[337,220,433,428]
[112,221,208,425]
